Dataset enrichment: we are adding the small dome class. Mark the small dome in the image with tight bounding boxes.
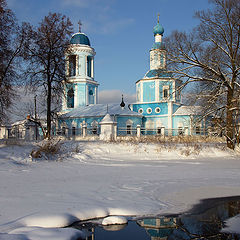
[120,95,125,108]
[153,23,164,36]
[70,33,91,46]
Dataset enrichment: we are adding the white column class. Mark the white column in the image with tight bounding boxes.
[137,125,141,138]
[155,80,159,102]
[74,84,78,108]
[85,56,87,77]
[161,127,165,136]
[82,124,87,137]
[155,34,162,43]
[86,85,89,105]
[168,101,173,136]
[94,86,97,104]
[79,56,83,76]
[140,82,143,103]
[62,87,67,110]
[76,55,79,76]
[91,57,94,78]
[114,124,117,141]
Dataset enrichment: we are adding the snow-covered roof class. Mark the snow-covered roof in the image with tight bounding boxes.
[11,119,27,126]
[59,104,142,118]
[100,113,115,124]
[174,105,203,116]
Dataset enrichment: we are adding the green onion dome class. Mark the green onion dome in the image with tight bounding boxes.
[153,22,164,36]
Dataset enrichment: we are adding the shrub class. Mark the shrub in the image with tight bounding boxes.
[31,138,62,159]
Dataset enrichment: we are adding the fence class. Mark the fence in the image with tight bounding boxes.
[0,124,221,140]
[56,126,216,138]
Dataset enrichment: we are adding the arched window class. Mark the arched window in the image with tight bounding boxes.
[91,121,98,135]
[87,56,92,77]
[72,127,76,136]
[67,88,74,108]
[126,119,133,135]
[69,55,76,76]
[62,127,66,136]
[89,88,94,105]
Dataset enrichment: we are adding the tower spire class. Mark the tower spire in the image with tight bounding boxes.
[78,20,82,33]
[157,13,160,24]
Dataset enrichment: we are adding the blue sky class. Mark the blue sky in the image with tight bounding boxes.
[8,0,210,103]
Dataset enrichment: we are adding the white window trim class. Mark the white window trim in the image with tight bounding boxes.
[138,108,143,114]
[155,107,161,113]
[163,85,169,99]
[147,108,152,114]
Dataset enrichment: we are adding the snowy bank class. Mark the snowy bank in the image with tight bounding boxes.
[102,216,128,225]
[0,140,240,238]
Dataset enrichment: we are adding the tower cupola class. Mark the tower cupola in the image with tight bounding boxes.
[62,21,99,112]
[70,33,91,46]
[153,14,164,43]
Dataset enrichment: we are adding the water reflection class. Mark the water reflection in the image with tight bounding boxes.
[72,196,240,240]
[138,196,240,240]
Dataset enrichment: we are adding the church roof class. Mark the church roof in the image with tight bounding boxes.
[70,32,91,46]
[59,103,141,118]
[100,113,115,124]
[173,105,203,116]
[144,69,172,79]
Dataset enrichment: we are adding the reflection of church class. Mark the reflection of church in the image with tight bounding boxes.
[138,217,177,240]
[58,18,208,137]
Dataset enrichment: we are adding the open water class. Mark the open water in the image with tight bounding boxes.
[71,196,240,240]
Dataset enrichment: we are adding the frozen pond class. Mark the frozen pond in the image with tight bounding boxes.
[71,196,240,240]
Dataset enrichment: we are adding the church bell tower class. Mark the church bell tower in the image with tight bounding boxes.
[62,22,99,111]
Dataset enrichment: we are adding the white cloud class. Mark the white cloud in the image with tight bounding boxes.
[60,0,134,35]
[61,0,92,8]
[99,89,135,104]
[99,18,135,34]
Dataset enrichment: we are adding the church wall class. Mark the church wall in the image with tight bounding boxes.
[58,115,142,136]
[142,116,169,135]
[78,55,86,77]
[132,102,169,116]
[143,81,155,102]
[115,116,142,128]
[136,83,141,102]
[143,116,169,128]
[175,80,182,103]
[172,115,191,129]
[76,83,86,106]
[87,83,97,105]
[159,81,173,101]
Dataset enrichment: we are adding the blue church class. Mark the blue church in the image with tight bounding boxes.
[58,18,208,138]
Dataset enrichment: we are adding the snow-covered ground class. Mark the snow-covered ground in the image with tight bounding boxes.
[0,139,240,239]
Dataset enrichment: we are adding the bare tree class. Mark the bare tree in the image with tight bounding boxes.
[165,0,240,149]
[0,0,27,123]
[23,12,73,139]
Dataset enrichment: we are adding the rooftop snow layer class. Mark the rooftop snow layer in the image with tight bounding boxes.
[174,105,203,116]
[100,113,115,124]
[59,104,141,118]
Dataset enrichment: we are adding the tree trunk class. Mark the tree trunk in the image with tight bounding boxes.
[226,86,234,149]
[46,80,51,139]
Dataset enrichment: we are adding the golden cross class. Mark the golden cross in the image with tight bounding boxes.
[157,13,160,23]
[78,20,82,32]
